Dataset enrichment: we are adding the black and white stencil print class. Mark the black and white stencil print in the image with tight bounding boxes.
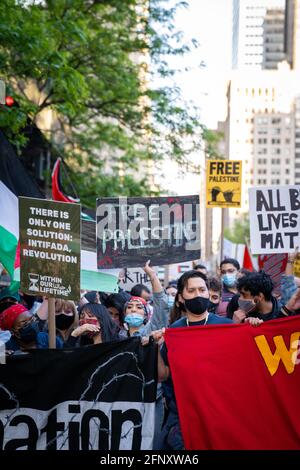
[0,338,157,450]
[96,195,201,268]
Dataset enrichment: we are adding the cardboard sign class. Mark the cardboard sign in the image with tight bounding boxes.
[19,197,81,299]
[293,254,300,277]
[249,186,300,254]
[118,267,156,292]
[206,160,242,208]
[258,253,288,296]
[96,196,200,269]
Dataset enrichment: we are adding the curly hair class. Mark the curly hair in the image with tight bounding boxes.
[237,271,274,301]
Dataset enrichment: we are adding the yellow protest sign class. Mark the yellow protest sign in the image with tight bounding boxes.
[206,160,242,208]
[293,254,300,277]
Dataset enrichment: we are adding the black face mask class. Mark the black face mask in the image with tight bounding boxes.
[18,322,38,343]
[208,300,219,313]
[55,313,74,330]
[183,296,209,315]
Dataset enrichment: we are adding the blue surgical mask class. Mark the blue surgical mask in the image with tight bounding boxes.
[124,314,144,328]
[222,273,237,287]
[167,295,175,309]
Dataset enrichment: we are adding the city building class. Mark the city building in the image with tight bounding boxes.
[263,7,286,68]
[232,0,285,70]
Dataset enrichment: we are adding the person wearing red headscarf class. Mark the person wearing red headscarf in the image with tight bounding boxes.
[0,304,63,351]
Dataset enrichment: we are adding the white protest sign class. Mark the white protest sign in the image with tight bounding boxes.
[118,267,157,292]
[249,186,300,254]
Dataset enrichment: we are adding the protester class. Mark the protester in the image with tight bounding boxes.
[165,281,177,310]
[68,302,120,346]
[227,256,297,320]
[35,298,79,345]
[130,283,151,302]
[84,290,101,304]
[226,268,252,319]
[194,263,208,276]
[105,292,128,337]
[0,288,19,314]
[232,271,295,323]
[216,258,240,316]
[208,277,222,313]
[160,270,233,450]
[0,304,63,351]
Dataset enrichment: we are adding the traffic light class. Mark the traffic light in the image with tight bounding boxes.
[0,80,15,107]
[5,96,14,107]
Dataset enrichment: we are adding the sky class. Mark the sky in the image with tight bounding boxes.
[173,0,232,129]
[158,0,232,194]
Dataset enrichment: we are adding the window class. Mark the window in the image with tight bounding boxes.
[257,117,268,125]
[271,128,281,135]
[258,128,268,135]
[258,138,267,144]
[271,138,280,144]
[286,169,290,174]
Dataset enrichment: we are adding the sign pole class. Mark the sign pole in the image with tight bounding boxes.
[220,208,225,262]
[48,297,56,349]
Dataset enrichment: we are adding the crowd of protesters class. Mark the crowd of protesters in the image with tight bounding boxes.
[1,254,300,450]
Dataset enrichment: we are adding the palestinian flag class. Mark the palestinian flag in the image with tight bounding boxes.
[52,157,93,221]
[0,130,43,280]
[0,133,118,292]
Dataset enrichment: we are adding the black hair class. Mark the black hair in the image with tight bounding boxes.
[208,277,222,293]
[130,284,151,297]
[166,282,177,292]
[79,303,120,344]
[105,293,126,326]
[237,271,274,301]
[220,258,240,270]
[84,291,98,303]
[194,264,207,271]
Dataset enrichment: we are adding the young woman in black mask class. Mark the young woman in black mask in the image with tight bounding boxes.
[35,298,78,347]
[54,299,78,344]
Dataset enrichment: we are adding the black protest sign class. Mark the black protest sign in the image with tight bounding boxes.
[19,197,81,299]
[0,338,156,450]
[249,186,300,254]
[96,195,200,268]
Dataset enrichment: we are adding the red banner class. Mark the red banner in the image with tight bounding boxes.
[165,316,300,450]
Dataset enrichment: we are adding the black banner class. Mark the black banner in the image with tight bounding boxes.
[96,195,200,268]
[0,338,157,450]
